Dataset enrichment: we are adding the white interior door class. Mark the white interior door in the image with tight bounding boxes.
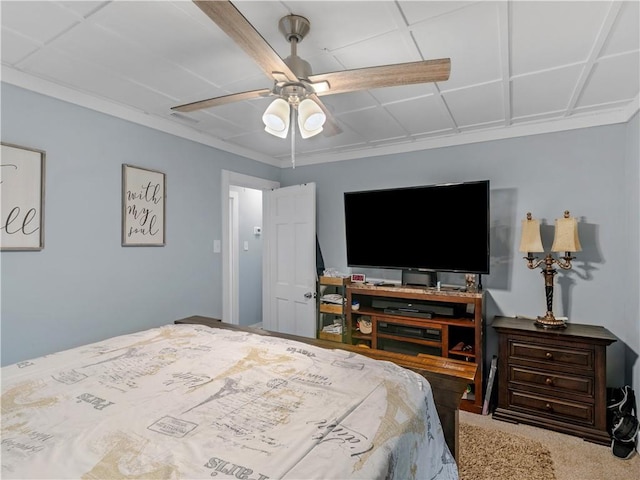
[263,183,317,338]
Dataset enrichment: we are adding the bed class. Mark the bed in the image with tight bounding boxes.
[1,317,475,479]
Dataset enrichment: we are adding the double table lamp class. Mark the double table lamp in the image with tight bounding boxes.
[519,211,582,329]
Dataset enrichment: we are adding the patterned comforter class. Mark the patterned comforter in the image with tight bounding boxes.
[1,323,458,479]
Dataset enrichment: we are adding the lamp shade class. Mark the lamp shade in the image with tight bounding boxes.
[551,211,582,252]
[519,213,544,253]
[298,98,325,138]
[263,98,290,138]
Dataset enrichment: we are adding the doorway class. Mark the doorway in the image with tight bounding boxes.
[221,171,280,325]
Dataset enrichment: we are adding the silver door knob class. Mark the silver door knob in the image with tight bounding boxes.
[304,292,316,299]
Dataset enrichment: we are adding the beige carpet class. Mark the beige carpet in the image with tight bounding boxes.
[460,410,640,480]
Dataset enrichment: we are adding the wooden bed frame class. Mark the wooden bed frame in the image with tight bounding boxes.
[175,316,477,460]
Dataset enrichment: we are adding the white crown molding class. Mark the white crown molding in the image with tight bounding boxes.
[1,67,281,168]
[3,67,636,170]
[623,93,640,121]
[281,108,636,168]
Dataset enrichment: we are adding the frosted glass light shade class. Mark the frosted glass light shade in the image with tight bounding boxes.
[263,99,290,137]
[519,214,544,253]
[551,212,582,252]
[298,98,325,138]
[265,124,289,138]
[298,125,323,139]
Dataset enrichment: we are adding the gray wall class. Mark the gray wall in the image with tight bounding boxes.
[624,112,639,391]
[0,83,280,365]
[282,122,639,388]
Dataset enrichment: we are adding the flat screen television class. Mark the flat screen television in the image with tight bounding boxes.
[344,180,490,276]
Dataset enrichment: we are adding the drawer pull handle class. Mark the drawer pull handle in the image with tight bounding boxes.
[545,377,554,386]
[545,403,553,411]
[545,352,553,359]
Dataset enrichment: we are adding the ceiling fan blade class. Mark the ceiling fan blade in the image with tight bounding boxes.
[309,59,451,96]
[172,88,272,113]
[194,0,298,83]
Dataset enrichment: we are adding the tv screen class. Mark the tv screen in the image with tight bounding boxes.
[344,180,490,275]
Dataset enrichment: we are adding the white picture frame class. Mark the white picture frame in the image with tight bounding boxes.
[122,164,166,246]
[1,143,46,251]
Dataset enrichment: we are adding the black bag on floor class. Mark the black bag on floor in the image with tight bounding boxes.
[607,385,639,460]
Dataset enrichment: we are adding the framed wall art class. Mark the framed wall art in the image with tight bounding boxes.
[122,164,166,246]
[1,142,46,251]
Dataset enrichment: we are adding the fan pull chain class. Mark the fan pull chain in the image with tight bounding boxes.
[291,107,296,169]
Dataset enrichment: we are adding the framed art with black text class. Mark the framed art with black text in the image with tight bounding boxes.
[122,164,165,246]
[1,143,46,251]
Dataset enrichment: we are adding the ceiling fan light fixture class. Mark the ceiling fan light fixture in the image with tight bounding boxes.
[298,98,326,136]
[265,124,289,139]
[299,125,323,139]
[262,98,290,134]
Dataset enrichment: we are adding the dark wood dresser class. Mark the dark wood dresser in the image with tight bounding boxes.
[492,316,617,445]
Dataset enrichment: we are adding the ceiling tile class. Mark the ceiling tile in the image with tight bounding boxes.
[578,51,640,107]
[369,83,436,105]
[59,1,108,18]
[190,116,256,141]
[319,91,378,115]
[339,106,407,142]
[412,2,502,90]
[331,30,420,69]
[600,1,640,57]
[511,1,611,75]
[511,64,583,119]
[21,47,174,112]
[398,1,477,23]
[442,82,505,127]
[0,27,40,64]
[1,1,81,44]
[384,95,452,135]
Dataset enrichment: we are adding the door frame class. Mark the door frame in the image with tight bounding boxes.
[221,170,280,324]
[228,190,239,325]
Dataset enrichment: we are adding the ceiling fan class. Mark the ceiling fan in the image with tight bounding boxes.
[172,0,451,139]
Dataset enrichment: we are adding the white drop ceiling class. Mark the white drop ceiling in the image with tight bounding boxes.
[2,1,639,168]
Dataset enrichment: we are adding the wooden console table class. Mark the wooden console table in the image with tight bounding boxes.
[346,283,485,413]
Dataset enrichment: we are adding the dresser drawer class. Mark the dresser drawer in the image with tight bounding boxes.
[509,339,593,369]
[509,390,594,424]
[510,366,593,396]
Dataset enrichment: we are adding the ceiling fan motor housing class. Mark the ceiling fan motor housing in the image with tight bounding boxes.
[279,15,313,79]
[284,56,312,79]
[278,15,310,43]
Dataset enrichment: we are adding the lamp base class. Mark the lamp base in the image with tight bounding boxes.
[535,313,567,329]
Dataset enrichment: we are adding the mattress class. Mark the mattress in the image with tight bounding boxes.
[1,323,458,479]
